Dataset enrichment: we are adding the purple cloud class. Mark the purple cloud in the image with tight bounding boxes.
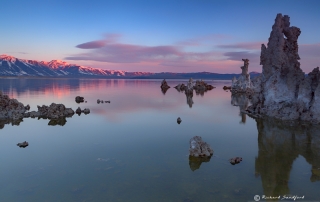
[76,34,121,49]
[218,42,265,50]
[76,40,107,49]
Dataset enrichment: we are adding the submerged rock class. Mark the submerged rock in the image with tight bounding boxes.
[189,136,213,157]
[229,157,242,165]
[247,13,320,123]
[17,141,29,148]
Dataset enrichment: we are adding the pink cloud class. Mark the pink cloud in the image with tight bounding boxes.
[76,34,121,49]
[65,35,320,73]
[76,40,107,49]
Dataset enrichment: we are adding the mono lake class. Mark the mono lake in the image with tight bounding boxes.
[0,78,319,202]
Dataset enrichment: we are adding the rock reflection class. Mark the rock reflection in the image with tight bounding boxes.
[255,118,320,197]
[231,93,249,124]
[174,79,214,108]
[0,119,23,129]
[48,117,67,126]
[188,155,211,171]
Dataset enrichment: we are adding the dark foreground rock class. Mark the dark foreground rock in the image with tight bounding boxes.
[229,157,243,165]
[160,79,170,90]
[17,141,28,148]
[75,96,84,103]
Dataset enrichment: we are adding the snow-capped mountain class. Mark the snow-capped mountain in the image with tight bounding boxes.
[0,55,261,79]
[0,55,145,77]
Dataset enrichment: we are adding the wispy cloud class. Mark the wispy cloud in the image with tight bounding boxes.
[217,41,265,50]
[65,34,320,73]
[76,34,121,49]
[65,34,224,64]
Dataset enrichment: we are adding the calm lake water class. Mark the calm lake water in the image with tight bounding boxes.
[0,78,319,202]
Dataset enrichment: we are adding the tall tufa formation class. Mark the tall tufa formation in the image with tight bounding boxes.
[247,14,320,123]
[231,59,252,94]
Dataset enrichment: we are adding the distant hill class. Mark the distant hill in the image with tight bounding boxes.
[0,55,260,79]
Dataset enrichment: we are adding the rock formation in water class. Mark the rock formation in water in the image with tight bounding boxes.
[33,103,74,119]
[177,117,182,124]
[194,80,215,96]
[231,59,252,94]
[229,157,242,165]
[160,79,170,91]
[17,141,29,148]
[174,83,186,92]
[189,136,214,157]
[75,96,84,103]
[0,91,30,120]
[246,13,320,123]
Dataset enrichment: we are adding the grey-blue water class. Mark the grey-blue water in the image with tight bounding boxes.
[0,78,319,202]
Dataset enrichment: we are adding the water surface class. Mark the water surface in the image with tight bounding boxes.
[0,78,319,202]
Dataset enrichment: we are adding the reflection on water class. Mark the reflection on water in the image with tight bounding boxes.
[0,78,320,201]
[255,117,320,197]
[231,93,249,124]
[188,155,212,171]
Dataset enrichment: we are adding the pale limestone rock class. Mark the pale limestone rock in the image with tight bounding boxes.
[189,136,213,157]
[231,59,252,94]
[247,13,320,123]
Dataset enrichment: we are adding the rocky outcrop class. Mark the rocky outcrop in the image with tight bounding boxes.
[174,83,186,92]
[231,59,252,94]
[75,96,84,103]
[76,107,90,115]
[0,91,29,120]
[229,157,242,165]
[34,103,74,119]
[194,80,215,95]
[17,141,29,148]
[189,136,213,157]
[223,86,231,90]
[160,79,170,90]
[247,13,320,123]
[177,117,182,124]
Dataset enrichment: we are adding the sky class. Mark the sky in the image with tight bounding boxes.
[1,0,320,73]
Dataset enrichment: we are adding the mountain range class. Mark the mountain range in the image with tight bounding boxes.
[0,55,260,79]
